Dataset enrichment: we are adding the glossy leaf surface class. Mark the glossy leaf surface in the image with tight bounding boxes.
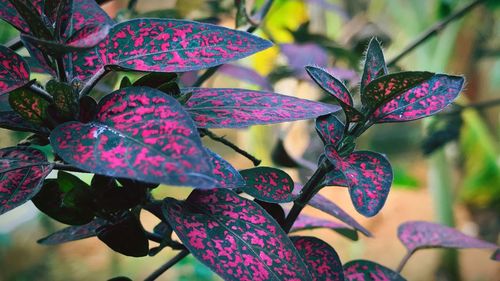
[38,218,106,245]
[315,114,344,148]
[240,167,295,203]
[398,221,498,253]
[291,236,344,281]
[206,149,245,188]
[0,45,30,96]
[291,214,358,241]
[360,38,387,94]
[50,87,216,188]
[0,146,53,215]
[9,87,50,126]
[163,188,313,281]
[325,146,393,217]
[371,74,464,123]
[343,260,406,281]
[185,88,340,128]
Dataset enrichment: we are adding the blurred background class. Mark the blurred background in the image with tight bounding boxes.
[0,0,499,280]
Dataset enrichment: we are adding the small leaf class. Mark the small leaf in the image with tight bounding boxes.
[325,146,393,217]
[319,155,349,187]
[305,66,364,122]
[206,148,245,188]
[9,87,50,126]
[163,188,313,281]
[360,38,388,94]
[50,87,216,188]
[0,45,30,96]
[308,193,372,237]
[97,213,149,257]
[240,166,295,203]
[315,114,344,147]
[291,214,358,241]
[291,236,344,281]
[46,80,79,121]
[362,71,434,110]
[184,88,340,128]
[370,74,464,123]
[0,146,53,215]
[37,218,106,245]
[343,260,406,281]
[0,93,47,133]
[398,221,498,254]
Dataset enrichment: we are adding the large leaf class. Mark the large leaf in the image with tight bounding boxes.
[0,93,47,133]
[308,193,371,237]
[398,221,498,254]
[9,87,50,126]
[360,38,387,94]
[315,114,344,148]
[184,88,340,128]
[240,167,295,203]
[38,218,106,245]
[163,188,313,281]
[325,146,393,217]
[0,146,53,215]
[306,66,363,122]
[370,74,464,123]
[343,260,406,281]
[0,0,49,37]
[291,214,358,241]
[66,18,272,81]
[0,45,30,96]
[362,71,434,110]
[206,149,245,189]
[50,86,216,188]
[291,236,344,281]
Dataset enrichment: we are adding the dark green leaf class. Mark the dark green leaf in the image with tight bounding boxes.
[240,166,296,203]
[46,80,79,121]
[97,213,149,257]
[9,87,50,126]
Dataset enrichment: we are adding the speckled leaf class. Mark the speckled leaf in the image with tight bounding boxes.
[398,221,498,254]
[0,0,33,33]
[343,260,405,281]
[0,146,53,215]
[9,87,50,126]
[362,71,434,110]
[0,45,30,96]
[325,146,393,217]
[321,155,349,188]
[23,40,56,76]
[308,193,371,237]
[291,214,358,241]
[361,38,387,94]
[0,93,46,133]
[46,80,79,121]
[206,148,245,188]
[66,18,271,81]
[184,88,340,128]
[291,236,344,281]
[163,188,313,281]
[255,200,286,227]
[370,74,464,123]
[0,0,50,38]
[50,86,216,188]
[306,66,363,122]
[240,167,295,203]
[38,218,106,245]
[315,114,344,147]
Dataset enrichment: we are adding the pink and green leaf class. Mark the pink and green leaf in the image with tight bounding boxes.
[240,166,295,203]
[360,38,387,94]
[315,114,345,147]
[184,88,340,128]
[38,218,106,245]
[46,80,79,121]
[0,146,53,215]
[370,74,464,123]
[291,236,344,281]
[50,86,217,188]
[0,93,47,133]
[206,148,245,189]
[0,45,30,96]
[291,214,358,241]
[9,87,50,126]
[163,188,313,281]
[343,260,406,281]
[0,0,50,38]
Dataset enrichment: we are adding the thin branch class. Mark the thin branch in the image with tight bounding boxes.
[396,251,414,273]
[387,0,486,67]
[201,129,261,166]
[144,249,190,281]
[78,67,109,98]
[30,84,54,103]
[52,163,90,173]
[55,56,68,82]
[246,0,274,33]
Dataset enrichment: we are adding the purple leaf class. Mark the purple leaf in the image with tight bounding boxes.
[67,18,271,81]
[0,93,47,133]
[281,44,328,77]
[291,214,358,241]
[23,40,57,76]
[308,193,372,237]
[306,66,364,122]
[325,146,393,217]
[362,71,434,110]
[0,45,30,96]
[163,188,313,281]
[62,0,113,39]
[0,146,53,215]
[240,167,295,203]
[315,114,344,147]
[184,87,340,128]
[206,148,245,188]
[370,74,464,123]
[50,86,217,188]
[0,0,48,37]
[0,0,39,33]
[291,236,344,281]
[398,221,499,254]
[343,260,406,281]
[38,218,106,245]
[319,155,349,187]
[361,38,387,94]
[305,0,349,20]
[219,64,273,90]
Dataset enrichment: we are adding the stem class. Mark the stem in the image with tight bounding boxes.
[30,84,54,103]
[396,251,414,273]
[56,56,67,82]
[386,0,485,67]
[201,129,261,166]
[79,68,109,98]
[53,163,90,173]
[144,249,190,281]
[192,65,221,87]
